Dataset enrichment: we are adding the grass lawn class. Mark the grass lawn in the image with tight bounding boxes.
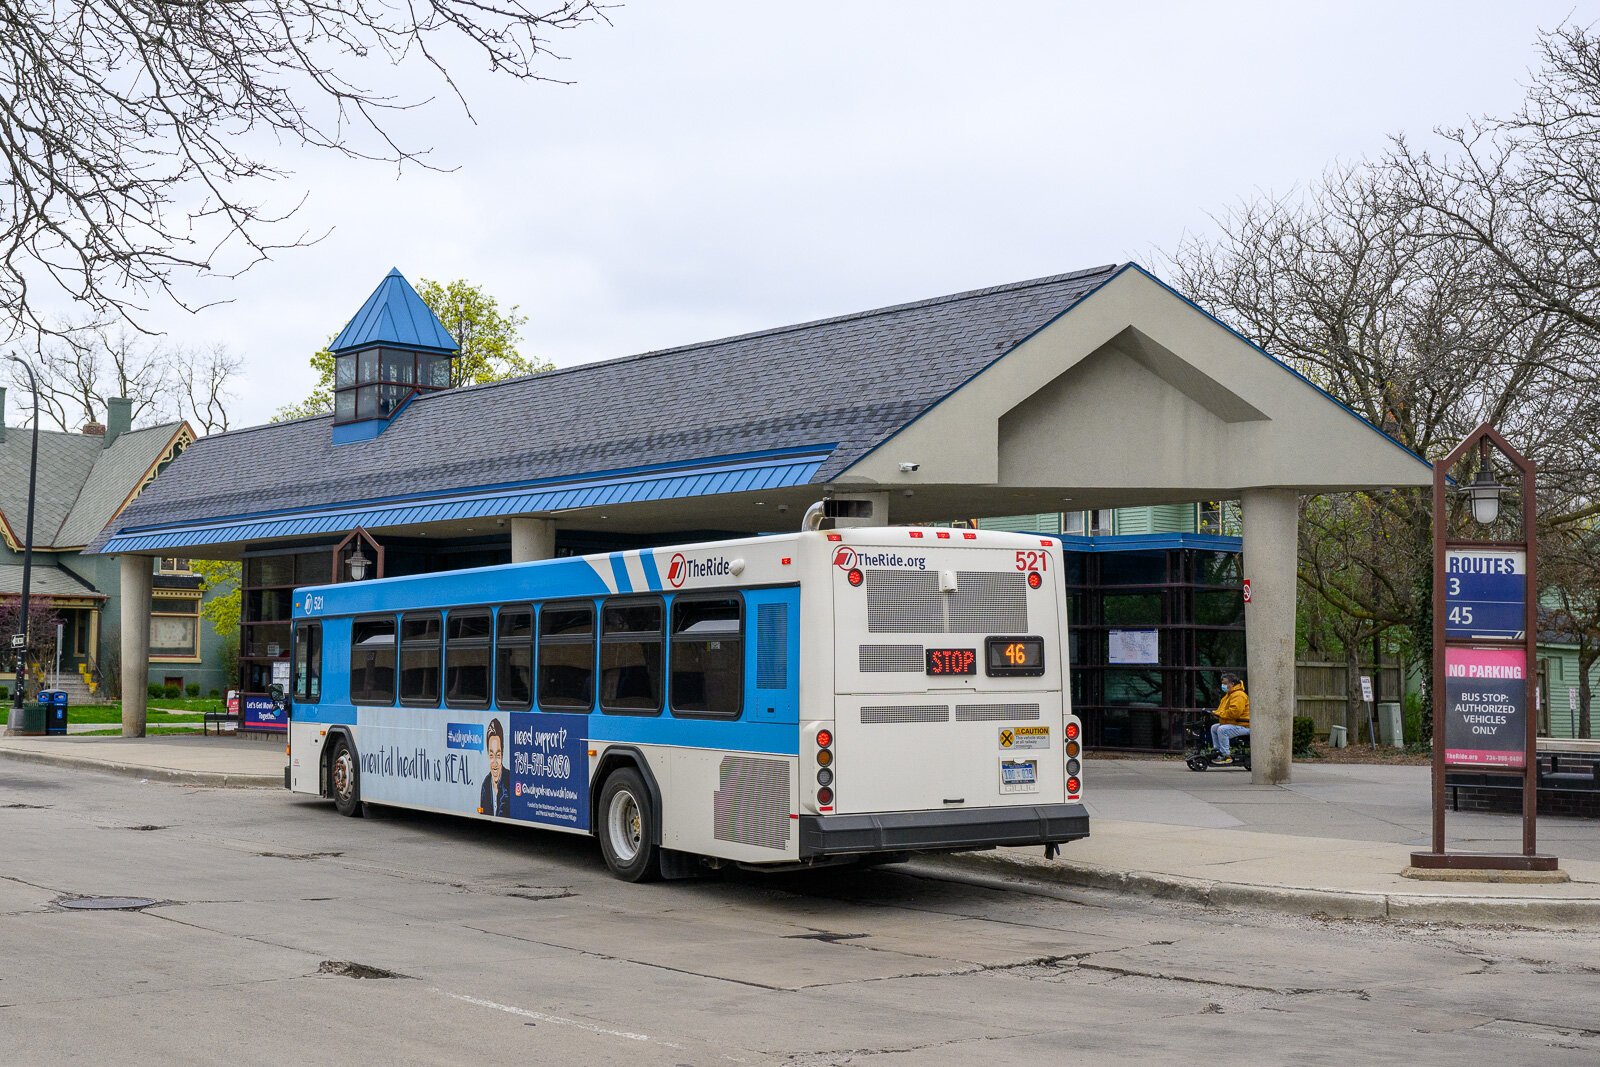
[75,726,210,736]
[55,703,212,725]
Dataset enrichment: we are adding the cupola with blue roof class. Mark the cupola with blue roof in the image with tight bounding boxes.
[329,269,458,442]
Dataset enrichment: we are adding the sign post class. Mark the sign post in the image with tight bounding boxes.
[1411,425,1556,873]
[1359,674,1376,748]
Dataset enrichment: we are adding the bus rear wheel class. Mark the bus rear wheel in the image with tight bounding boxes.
[329,739,363,818]
[598,768,661,882]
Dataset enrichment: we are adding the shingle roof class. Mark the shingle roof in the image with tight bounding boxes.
[91,265,1121,549]
[0,422,188,550]
[330,268,458,354]
[0,563,106,599]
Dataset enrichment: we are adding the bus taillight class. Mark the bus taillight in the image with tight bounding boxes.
[1066,777,1080,795]
[847,568,864,587]
[1065,722,1080,741]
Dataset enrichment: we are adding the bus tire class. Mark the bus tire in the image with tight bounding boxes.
[597,768,661,882]
[330,738,363,818]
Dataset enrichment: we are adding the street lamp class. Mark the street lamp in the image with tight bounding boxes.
[5,354,40,729]
[1463,441,1503,526]
[346,545,371,582]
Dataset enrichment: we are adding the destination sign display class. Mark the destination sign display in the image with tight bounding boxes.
[925,648,977,676]
[1443,548,1526,641]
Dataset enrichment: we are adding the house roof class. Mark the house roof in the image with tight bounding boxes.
[0,563,106,599]
[90,265,1123,551]
[330,268,458,354]
[0,422,190,551]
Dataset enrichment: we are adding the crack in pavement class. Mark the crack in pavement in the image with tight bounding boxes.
[1066,961,1372,1000]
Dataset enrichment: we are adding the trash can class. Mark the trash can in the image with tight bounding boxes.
[41,689,68,736]
[6,694,45,735]
[1378,702,1403,748]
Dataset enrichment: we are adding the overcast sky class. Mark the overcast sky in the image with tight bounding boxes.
[142,1,1592,428]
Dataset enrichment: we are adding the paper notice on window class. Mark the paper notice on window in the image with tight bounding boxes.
[1108,629,1159,665]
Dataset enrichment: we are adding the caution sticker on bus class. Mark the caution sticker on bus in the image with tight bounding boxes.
[999,725,1049,750]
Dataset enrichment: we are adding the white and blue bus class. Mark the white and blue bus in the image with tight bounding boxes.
[285,526,1088,880]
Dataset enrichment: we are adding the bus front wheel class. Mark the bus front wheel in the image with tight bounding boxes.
[598,768,661,882]
[329,739,363,818]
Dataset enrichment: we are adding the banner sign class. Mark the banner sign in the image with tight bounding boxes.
[1443,645,1527,769]
[1443,548,1526,641]
[243,694,285,731]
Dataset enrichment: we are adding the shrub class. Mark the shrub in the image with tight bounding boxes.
[185,683,200,697]
[162,684,182,699]
[0,686,8,701]
[1292,716,1316,756]
[147,683,163,698]
[1403,692,1424,748]
[208,689,221,699]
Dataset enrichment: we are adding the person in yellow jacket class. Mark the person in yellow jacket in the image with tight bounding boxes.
[1209,672,1250,764]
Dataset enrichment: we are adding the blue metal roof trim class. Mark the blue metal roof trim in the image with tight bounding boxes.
[100,452,829,554]
[1049,532,1244,553]
[330,268,458,354]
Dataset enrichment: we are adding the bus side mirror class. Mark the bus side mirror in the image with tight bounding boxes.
[269,682,290,716]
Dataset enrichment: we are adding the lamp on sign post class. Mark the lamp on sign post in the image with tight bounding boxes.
[1464,441,1503,526]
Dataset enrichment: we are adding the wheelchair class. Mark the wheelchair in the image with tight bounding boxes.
[1181,711,1251,772]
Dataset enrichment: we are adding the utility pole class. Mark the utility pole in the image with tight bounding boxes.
[5,354,40,732]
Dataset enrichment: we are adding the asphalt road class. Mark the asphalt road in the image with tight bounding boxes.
[2,763,1597,1066]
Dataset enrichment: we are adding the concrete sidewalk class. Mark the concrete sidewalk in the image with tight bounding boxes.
[0,733,282,787]
[2,736,1595,924]
[939,760,1600,926]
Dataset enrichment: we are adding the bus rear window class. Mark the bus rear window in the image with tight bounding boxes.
[670,596,742,718]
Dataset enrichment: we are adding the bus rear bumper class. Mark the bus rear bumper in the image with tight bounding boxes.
[798,803,1089,857]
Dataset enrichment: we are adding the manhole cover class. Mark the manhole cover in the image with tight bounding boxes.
[58,896,158,911]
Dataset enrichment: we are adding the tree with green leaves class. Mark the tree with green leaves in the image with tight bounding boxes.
[191,560,241,682]
[274,278,550,421]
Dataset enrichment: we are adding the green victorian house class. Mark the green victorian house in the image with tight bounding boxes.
[0,392,229,702]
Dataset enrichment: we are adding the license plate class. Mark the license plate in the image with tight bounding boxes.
[999,758,1039,793]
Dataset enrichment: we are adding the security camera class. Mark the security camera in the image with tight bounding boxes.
[898,461,920,473]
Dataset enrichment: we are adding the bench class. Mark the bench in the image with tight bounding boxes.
[1540,753,1600,792]
[1448,752,1600,815]
[203,709,241,735]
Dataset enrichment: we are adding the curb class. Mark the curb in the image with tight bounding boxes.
[926,850,1600,928]
[0,747,280,789]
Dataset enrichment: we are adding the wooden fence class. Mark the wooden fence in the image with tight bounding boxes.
[1295,661,1404,737]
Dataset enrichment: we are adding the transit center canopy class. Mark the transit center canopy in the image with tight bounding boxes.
[91,263,1431,558]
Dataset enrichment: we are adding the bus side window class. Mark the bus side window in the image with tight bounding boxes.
[445,610,493,708]
[495,606,534,711]
[293,621,322,703]
[399,613,442,706]
[600,598,664,715]
[670,596,743,718]
[538,601,594,712]
[350,617,397,706]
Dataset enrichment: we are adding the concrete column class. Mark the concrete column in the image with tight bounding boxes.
[1241,489,1298,785]
[119,554,152,737]
[510,517,556,562]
